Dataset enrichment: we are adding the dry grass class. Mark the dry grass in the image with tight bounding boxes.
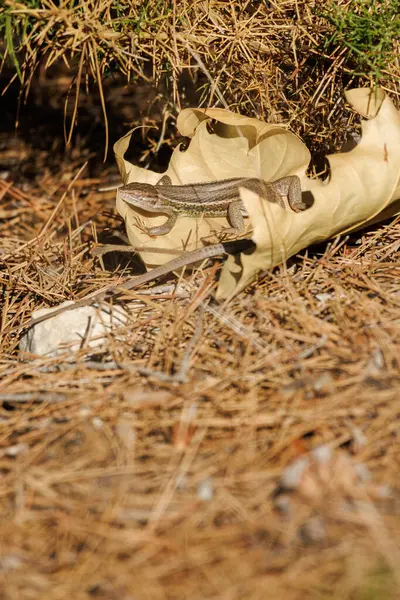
[2,0,400,161]
[1,149,400,599]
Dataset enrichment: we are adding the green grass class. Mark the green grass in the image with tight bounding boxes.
[3,11,22,81]
[353,566,395,600]
[319,0,400,84]
[0,1,43,80]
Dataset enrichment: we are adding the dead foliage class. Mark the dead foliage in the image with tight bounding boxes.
[2,0,399,163]
[0,149,400,599]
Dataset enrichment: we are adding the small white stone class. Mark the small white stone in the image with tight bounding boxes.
[0,554,22,571]
[5,443,28,457]
[300,516,326,543]
[20,301,128,357]
[280,456,309,489]
[365,348,385,375]
[354,463,371,482]
[312,444,332,464]
[115,420,136,451]
[374,484,391,499]
[313,372,333,391]
[197,477,214,501]
[78,407,92,418]
[92,417,104,430]
[274,494,292,516]
[315,293,333,303]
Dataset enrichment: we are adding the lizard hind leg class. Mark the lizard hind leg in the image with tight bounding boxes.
[273,176,307,212]
[156,175,172,186]
[227,200,245,232]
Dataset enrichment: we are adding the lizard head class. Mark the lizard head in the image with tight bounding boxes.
[118,183,161,210]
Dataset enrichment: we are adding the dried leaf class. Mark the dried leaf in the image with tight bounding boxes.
[114,108,309,266]
[113,90,400,298]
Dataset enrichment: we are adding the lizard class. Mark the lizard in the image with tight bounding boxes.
[24,175,306,329]
[118,174,306,236]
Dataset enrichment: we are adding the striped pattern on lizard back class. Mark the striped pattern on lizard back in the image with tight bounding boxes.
[118,175,304,236]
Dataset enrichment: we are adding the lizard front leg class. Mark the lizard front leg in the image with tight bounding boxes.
[145,209,178,236]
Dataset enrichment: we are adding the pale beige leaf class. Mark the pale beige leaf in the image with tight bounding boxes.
[114,108,310,267]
